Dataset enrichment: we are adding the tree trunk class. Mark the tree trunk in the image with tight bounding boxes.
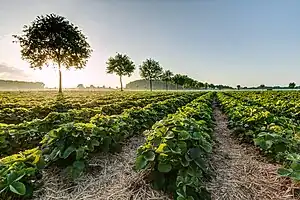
[150,79,152,91]
[58,63,62,93]
[165,81,168,91]
[120,76,123,91]
[176,84,178,90]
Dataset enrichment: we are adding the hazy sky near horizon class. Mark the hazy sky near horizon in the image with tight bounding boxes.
[0,0,299,88]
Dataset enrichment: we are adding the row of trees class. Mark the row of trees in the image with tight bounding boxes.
[236,82,298,90]
[106,53,224,91]
[13,13,229,93]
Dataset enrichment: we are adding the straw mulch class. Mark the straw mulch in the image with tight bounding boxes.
[33,136,170,200]
[207,107,300,200]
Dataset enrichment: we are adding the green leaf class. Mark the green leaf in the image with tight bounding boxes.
[177,141,187,153]
[199,140,212,153]
[7,172,18,184]
[76,147,85,160]
[135,155,148,170]
[63,145,76,159]
[188,148,201,160]
[150,171,165,190]
[73,160,85,170]
[7,172,25,184]
[49,147,61,160]
[185,153,193,162]
[178,130,190,140]
[9,182,26,195]
[101,137,112,152]
[165,131,175,139]
[180,158,190,167]
[143,151,155,161]
[278,168,292,176]
[91,139,100,147]
[291,171,300,181]
[158,163,172,173]
[191,131,203,140]
[156,143,167,153]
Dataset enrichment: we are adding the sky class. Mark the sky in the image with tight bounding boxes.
[0,0,299,88]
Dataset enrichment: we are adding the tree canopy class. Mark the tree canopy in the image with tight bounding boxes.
[106,53,135,91]
[13,13,92,93]
[139,59,163,91]
[161,70,174,90]
[289,82,296,88]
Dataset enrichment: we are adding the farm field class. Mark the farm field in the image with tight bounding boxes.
[0,90,300,200]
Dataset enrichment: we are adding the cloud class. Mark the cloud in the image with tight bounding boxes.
[0,63,30,80]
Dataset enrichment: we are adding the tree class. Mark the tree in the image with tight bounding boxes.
[77,84,84,89]
[139,59,163,91]
[195,81,204,89]
[204,82,208,89]
[289,82,296,89]
[209,83,215,89]
[182,76,194,89]
[259,84,265,89]
[106,53,135,91]
[172,74,186,90]
[161,70,174,91]
[13,14,92,93]
[237,85,241,90]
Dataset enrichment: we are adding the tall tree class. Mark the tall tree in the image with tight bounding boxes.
[13,14,92,93]
[106,53,135,91]
[161,70,174,90]
[139,59,163,91]
[204,82,208,89]
[172,74,186,90]
[195,81,204,89]
[209,83,215,89]
[182,76,194,89]
[237,85,241,90]
[289,82,296,89]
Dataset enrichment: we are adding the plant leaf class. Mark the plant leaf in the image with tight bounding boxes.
[63,145,76,159]
[188,148,201,160]
[143,151,155,161]
[158,163,172,173]
[278,168,292,176]
[135,155,148,170]
[9,182,26,195]
[76,147,85,160]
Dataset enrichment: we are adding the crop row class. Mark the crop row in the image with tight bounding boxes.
[0,93,180,156]
[0,92,172,124]
[0,92,203,198]
[0,91,138,106]
[0,91,170,107]
[217,92,300,182]
[136,92,214,200]
[226,91,300,121]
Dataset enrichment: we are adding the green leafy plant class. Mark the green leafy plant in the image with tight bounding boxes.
[136,93,214,200]
[0,148,44,198]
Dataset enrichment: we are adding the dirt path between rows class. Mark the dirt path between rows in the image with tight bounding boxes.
[34,136,170,200]
[207,105,298,200]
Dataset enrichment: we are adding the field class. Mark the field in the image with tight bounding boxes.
[0,90,299,200]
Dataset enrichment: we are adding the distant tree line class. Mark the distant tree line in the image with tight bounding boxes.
[0,80,45,89]
[105,53,233,91]
[236,82,299,90]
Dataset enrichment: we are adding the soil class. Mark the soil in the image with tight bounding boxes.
[207,105,299,200]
